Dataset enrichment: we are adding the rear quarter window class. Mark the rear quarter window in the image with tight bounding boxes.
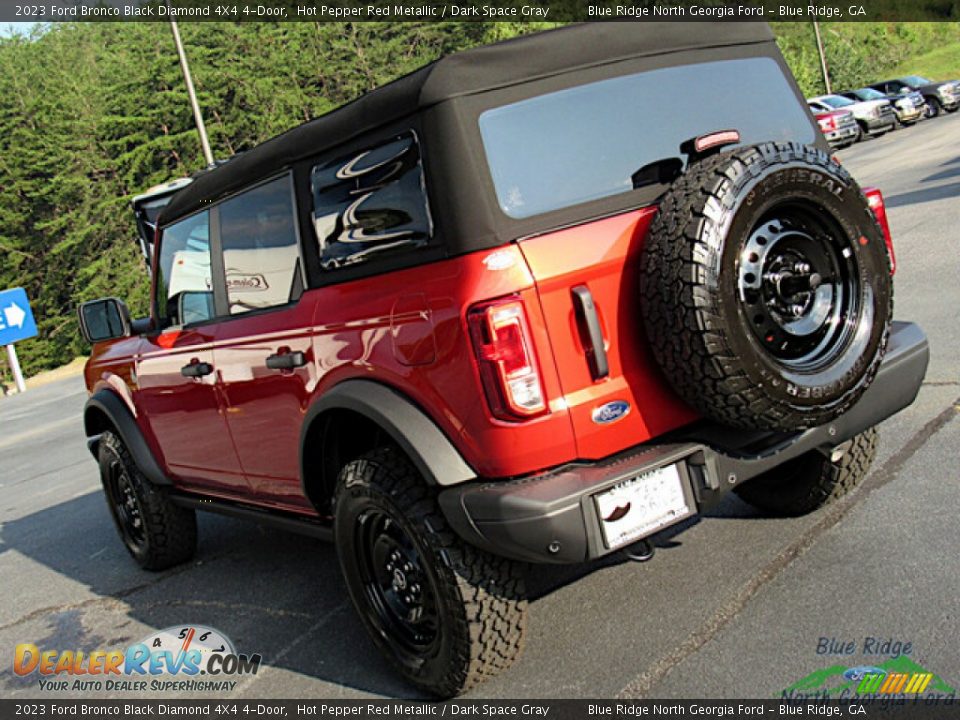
[310,133,431,271]
[478,57,816,220]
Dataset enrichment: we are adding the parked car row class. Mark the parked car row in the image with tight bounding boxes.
[809,74,960,149]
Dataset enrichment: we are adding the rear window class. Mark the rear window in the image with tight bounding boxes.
[478,57,815,220]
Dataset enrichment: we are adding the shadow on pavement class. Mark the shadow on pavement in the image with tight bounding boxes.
[884,180,960,208]
[0,490,414,698]
[0,479,749,698]
[0,486,717,698]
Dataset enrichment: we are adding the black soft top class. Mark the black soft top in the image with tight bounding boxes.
[158,22,774,226]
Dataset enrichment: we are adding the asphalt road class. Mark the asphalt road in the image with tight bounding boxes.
[1,114,958,701]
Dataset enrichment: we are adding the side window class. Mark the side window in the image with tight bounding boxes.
[310,133,431,271]
[156,210,213,328]
[219,176,301,315]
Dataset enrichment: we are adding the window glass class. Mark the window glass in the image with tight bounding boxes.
[310,134,430,271]
[478,58,817,219]
[855,88,885,101]
[219,176,301,315]
[821,96,853,108]
[156,210,212,327]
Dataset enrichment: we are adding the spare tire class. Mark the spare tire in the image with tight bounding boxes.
[640,142,892,431]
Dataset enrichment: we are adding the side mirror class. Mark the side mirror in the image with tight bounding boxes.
[899,87,911,95]
[78,298,132,344]
[177,291,215,326]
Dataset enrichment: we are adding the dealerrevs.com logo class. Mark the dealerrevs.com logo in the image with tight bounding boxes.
[14,625,261,693]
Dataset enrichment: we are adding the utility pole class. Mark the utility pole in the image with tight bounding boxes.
[169,19,214,166]
[813,20,832,95]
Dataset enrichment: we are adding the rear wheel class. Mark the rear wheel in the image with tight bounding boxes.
[925,98,941,118]
[334,447,527,697]
[734,428,878,516]
[98,430,196,570]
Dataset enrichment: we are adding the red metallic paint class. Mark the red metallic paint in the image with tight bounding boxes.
[136,327,246,493]
[85,208,706,514]
[518,208,698,460]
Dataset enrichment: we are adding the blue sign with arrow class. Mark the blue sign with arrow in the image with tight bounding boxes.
[0,287,38,346]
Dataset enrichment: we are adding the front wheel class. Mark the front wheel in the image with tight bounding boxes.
[734,428,878,516]
[334,448,527,697]
[98,430,197,570]
[925,99,941,118]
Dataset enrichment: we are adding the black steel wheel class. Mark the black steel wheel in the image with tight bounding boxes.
[334,447,526,697]
[98,430,196,570]
[104,455,148,555]
[641,142,893,431]
[736,204,862,374]
[354,508,441,666]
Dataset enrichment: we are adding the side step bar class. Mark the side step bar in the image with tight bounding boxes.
[170,493,333,541]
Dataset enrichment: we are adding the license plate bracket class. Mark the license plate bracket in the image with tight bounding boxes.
[593,463,693,550]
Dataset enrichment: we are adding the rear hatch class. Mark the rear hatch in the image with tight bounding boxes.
[517,210,696,459]
[478,54,821,459]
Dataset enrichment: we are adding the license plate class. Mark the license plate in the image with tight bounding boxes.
[594,464,691,550]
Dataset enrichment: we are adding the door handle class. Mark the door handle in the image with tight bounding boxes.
[571,285,610,381]
[181,361,214,378]
[265,351,306,370]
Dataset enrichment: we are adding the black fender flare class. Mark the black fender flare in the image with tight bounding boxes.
[300,380,476,489]
[84,390,170,486]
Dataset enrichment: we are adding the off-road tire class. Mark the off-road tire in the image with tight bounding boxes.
[98,430,197,570]
[734,427,878,516]
[640,142,893,431]
[333,447,526,698]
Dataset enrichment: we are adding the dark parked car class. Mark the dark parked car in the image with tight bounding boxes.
[870,75,960,118]
[843,86,925,126]
[77,23,926,697]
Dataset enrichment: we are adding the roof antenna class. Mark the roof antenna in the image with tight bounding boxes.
[168,14,215,167]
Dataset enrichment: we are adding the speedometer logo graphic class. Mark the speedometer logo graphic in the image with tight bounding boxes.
[139,625,235,671]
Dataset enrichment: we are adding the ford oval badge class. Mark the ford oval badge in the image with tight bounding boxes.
[592,400,630,425]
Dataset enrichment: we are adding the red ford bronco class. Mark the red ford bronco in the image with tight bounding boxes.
[79,24,928,697]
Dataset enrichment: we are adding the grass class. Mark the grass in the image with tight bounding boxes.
[892,41,960,80]
[24,356,87,389]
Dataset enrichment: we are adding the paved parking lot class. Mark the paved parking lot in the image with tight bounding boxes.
[1,114,957,700]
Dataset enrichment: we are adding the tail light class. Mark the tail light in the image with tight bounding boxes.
[468,298,547,420]
[864,187,896,275]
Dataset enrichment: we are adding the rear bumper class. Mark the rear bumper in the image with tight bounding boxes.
[439,322,929,564]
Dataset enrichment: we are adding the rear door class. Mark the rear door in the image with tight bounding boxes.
[209,175,314,512]
[477,56,820,459]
